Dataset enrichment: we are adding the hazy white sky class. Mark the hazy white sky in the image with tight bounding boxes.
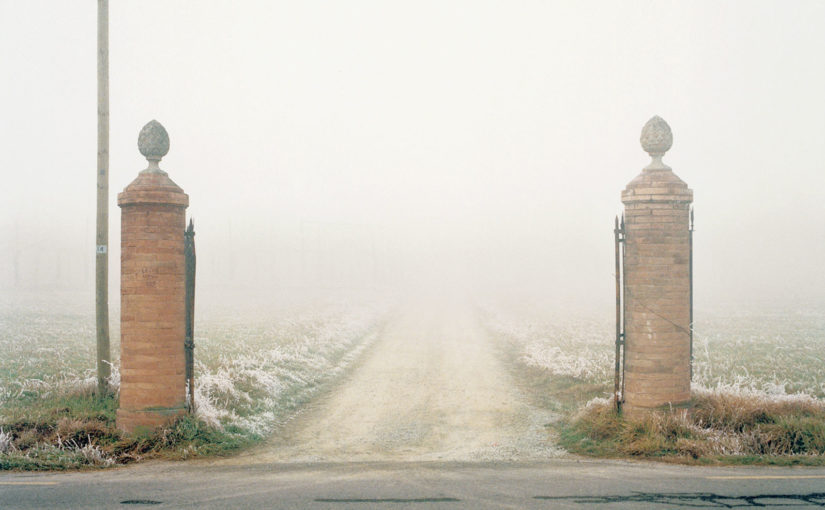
[1,0,824,310]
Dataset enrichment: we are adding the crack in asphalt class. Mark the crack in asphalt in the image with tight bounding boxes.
[535,492,825,507]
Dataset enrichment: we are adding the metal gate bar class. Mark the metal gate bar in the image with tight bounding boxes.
[614,215,625,413]
[689,207,694,380]
[184,219,196,412]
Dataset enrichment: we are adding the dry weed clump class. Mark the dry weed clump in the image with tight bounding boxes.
[562,392,825,463]
[0,389,252,470]
[691,390,824,432]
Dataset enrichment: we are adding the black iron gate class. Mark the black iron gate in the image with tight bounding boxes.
[184,219,196,412]
[689,207,694,379]
[613,215,625,413]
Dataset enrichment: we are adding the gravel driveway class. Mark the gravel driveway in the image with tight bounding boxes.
[224,299,563,463]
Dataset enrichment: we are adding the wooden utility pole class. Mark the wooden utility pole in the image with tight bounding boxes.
[96,0,111,395]
[13,220,20,288]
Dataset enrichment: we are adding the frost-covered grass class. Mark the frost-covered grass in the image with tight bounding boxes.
[693,313,825,398]
[482,308,612,385]
[0,292,106,408]
[192,300,387,437]
[481,302,825,400]
[0,289,390,469]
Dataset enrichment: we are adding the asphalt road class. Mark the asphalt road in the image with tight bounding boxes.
[2,458,825,509]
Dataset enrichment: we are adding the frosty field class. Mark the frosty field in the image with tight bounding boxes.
[481,301,825,401]
[0,289,390,442]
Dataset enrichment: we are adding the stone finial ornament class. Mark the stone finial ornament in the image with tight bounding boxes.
[640,115,672,170]
[138,120,170,174]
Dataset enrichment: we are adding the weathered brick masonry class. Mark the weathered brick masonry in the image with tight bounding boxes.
[621,116,693,417]
[116,121,189,434]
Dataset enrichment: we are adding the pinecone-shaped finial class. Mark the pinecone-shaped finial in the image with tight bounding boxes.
[138,120,170,174]
[640,116,672,170]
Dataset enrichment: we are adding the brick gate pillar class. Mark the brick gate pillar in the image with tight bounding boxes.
[116,120,189,434]
[621,116,693,417]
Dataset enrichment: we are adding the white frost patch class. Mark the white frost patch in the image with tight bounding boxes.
[480,303,825,403]
[480,306,612,384]
[691,381,824,405]
[193,302,388,437]
[0,427,14,454]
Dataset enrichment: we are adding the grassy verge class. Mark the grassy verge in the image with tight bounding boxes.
[0,389,255,471]
[495,346,825,466]
[512,364,609,414]
[559,392,825,465]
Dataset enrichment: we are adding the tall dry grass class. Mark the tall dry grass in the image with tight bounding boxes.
[564,393,825,461]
